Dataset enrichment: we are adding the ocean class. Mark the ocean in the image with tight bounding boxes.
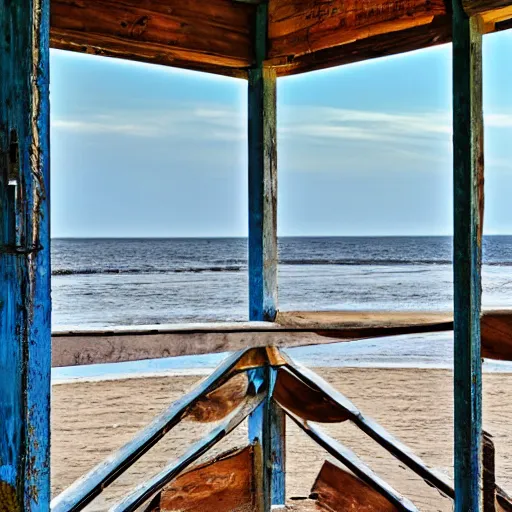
[51,236,512,380]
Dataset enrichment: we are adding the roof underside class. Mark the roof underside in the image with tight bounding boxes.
[50,0,512,77]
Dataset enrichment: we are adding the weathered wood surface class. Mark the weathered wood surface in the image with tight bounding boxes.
[0,0,52,510]
[269,0,448,59]
[268,0,512,75]
[48,0,512,76]
[282,354,455,499]
[50,0,254,77]
[51,309,512,367]
[452,1,484,509]
[483,432,498,512]
[50,348,261,512]
[286,412,419,512]
[274,366,350,423]
[110,390,265,512]
[187,373,248,422]
[311,460,399,512]
[158,445,258,512]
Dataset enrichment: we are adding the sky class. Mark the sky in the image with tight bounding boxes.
[50,30,512,238]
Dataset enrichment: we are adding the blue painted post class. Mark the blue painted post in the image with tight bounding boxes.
[248,2,285,509]
[452,2,484,511]
[0,0,52,510]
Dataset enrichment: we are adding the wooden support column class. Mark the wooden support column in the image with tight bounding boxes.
[0,0,51,510]
[452,2,484,511]
[248,2,285,508]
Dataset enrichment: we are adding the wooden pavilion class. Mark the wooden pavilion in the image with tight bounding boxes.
[2,0,512,510]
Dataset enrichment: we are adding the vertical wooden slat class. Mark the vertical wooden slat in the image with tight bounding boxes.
[248,1,277,323]
[452,2,484,511]
[483,432,497,512]
[247,3,285,507]
[0,0,51,510]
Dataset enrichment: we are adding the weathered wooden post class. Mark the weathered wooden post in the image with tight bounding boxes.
[0,0,52,510]
[247,1,285,509]
[452,1,484,511]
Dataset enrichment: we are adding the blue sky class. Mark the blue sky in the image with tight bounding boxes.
[50,31,512,237]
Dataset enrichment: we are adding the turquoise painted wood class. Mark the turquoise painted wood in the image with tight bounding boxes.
[452,2,484,511]
[247,2,285,508]
[0,0,51,510]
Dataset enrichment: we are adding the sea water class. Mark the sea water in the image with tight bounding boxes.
[51,236,512,380]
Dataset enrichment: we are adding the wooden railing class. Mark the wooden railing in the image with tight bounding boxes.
[50,345,512,512]
[51,309,512,368]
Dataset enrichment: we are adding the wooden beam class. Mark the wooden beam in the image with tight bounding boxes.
[158,445,259,512]
[50,0,254,78]
[311,460,400,512]
[267,0,512,77]
[452,0,484,509]
[50,309,512,367]
[50,348,260,512]
[268,0,448,59]
[0,0,51,510]
[110,391,265,512]
[286,412,419,512]
[282,354,455,499]
[247,1,285,508]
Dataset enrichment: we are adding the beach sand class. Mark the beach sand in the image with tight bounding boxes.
[52,367,512,511]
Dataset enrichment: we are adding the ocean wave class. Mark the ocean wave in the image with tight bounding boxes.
[51,260,512,276]
[52,265,243,276]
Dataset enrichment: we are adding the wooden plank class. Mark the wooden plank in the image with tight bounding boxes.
[286,412,419,512]
[0,0,52,510]
[483,432,497,512]
[268,0,512,76]
[273,366,351,423]
[282,355,455,499]
[110,390,265,512]
[158,445,257,511]
[50,348,258,512]
[50,0,254,77]
[452,0,484,509]
[187,373,248,422]
[247,2,285,508]
[268,0,448,59]
[50,309,512,367]
[311,460,399,512]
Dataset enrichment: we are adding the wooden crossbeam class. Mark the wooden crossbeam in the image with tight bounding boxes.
[50,348,263,512]
[49,0,512,77]
[110,391,265,512]
[51,309,512,367]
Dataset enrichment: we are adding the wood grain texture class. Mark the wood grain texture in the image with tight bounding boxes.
[110,392,265,512]
[452,3,484,510]
[282,354,455,499]
[159,445,257,512]
[50,0,254,77]
[50,309,512,367]
[50,349,255,512]
[269,0,447,58]
[286,413,419,511]
[0,0,51,509]
[187,373,248,422]
[311,460,399,512]
[273,367,351,423]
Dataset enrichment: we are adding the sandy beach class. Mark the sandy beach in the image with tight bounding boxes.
[52,367,512,511]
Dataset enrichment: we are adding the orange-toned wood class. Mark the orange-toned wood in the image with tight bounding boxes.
[50,0,254,77]
[158,445,258,512]
[268,0,447,58]
[187,373,248,422]
[274,367,350,423]
[481,310,512,361]
[311,460,400,512]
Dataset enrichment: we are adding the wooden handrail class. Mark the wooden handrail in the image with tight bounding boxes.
[109,391,265,512]
[51,348,263,512]
[285,411,419,512]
